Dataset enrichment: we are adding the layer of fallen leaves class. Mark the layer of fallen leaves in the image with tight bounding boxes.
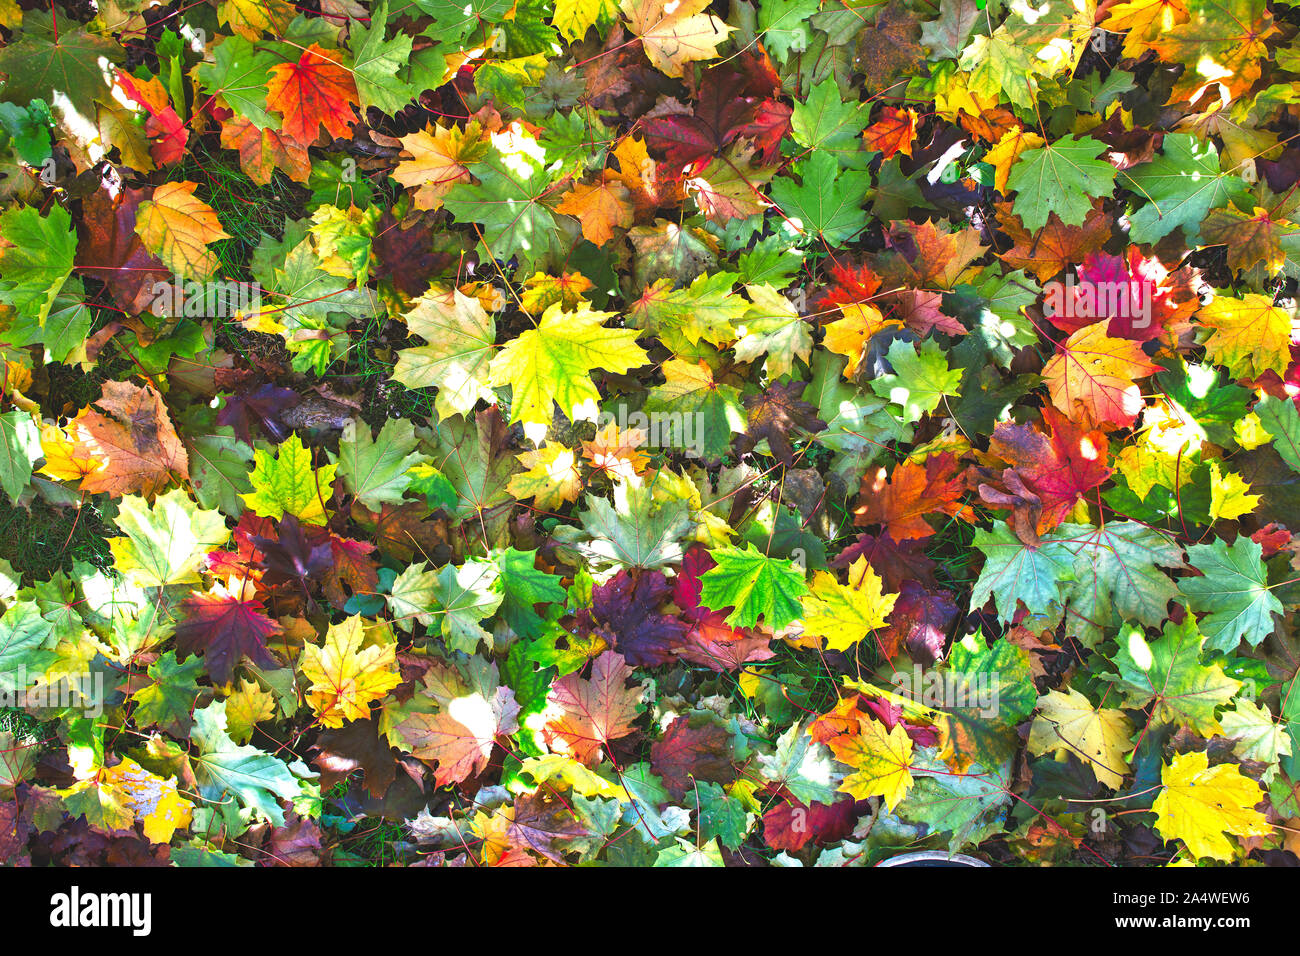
[1,0,1300,868]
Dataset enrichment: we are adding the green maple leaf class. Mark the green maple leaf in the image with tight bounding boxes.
[444,145,564,270]
[334,417,429,512]
[0,600,57,694]
[921,0,980,60]
[3,276,93,364]
[1181,536,1281,653]
[348,0,416,114]
[1105,616,1241,735]
[946,632,1037,723]
[1119,134,1250,244]
[191,700,308,827]
[241,433,339,525]
[552,480,692,570]
[757,721,841,806]
[644,357,747,460]
[187,428,255,518]
[1056,521,1187,647]
[734,283,813,380]
[970,524,1074,624]
[0,24,124,124]
[0,410,39,505]
[1006,135,1117,232]
[869,338,962,422]
[789,78,867,158]
[493,547,566,640]
[391,289,498,420]
[928,634,1036,773]
[628,271,746,347]
[958,26,1036,110]
[431,411,518,525]
[695,780,752,849]
[131,651,204,737]
[475,54,548,111]
[196,35,281,128]
[758,0,821,62]
[253,236,380,374]
[431,560,505,653]
[698,542,809,630]
[807,349,909,480]
[0,204,76,327]
[387,559,502,652]
[1255,394,1300,475]
[901,748,1012,852]
[0,100,53,166]
[770,150,872,245]
[414,0,513,37]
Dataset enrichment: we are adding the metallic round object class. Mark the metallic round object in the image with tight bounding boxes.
[876,850,990,867]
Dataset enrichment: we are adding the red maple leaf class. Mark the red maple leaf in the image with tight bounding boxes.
[650,716,735,800]
[174,588,283,684]
[986,405,1112,532]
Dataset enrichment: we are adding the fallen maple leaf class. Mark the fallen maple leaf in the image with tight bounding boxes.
[540,650,642,765]
[75,381,189,498]
[1043,320,1161,429]
[265,43,359,145]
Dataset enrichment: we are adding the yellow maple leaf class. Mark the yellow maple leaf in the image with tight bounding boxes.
[1028,688,1134,789]
[487,302,649,443]
[984,127,1044,194]
[1234,411,1271,449]
[1152,750,1270,861]
[393,121,487,210]
[218,0,295,39]
[553,0,621,41]
[1208,461,1260,522]
[519,271,595,315]
[1198,293,1293,382]
[823,303,902,378]
[620,0,734,78]
[301,615,402,728]
[829,717,915,811]
[37,420,104,483]
[508,442,585,511]
[134,181,230,280]
[1102,0,1189,58]
[800,556,898,652]
[224,678,277,744]
[102,758,194,844]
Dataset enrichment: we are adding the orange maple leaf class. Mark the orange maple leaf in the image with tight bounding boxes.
[541,651,641,766]
[996,200,1111,282]
[1043,320,1161,429]
[863,107,919,159]
[265,44,359,145]
[219,117,311,185]
[853,453,975,541]
[555,178,635,247]
[74,381,189,498]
